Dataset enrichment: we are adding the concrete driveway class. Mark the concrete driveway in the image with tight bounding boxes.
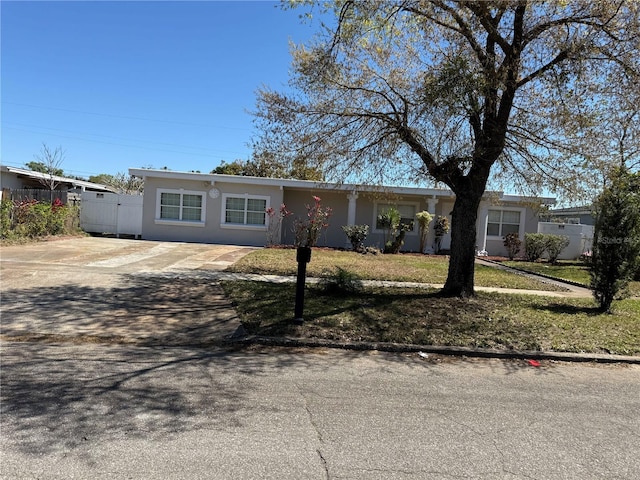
[0,236,257,345]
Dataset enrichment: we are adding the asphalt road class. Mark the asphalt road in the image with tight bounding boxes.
[2,343,639,480]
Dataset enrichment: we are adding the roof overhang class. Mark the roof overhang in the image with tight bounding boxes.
[128,168,555,205]
[2,165,116,193]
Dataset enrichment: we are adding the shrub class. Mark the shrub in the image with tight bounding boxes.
[545,234,570,264]
[524,233,547,262]
[318,267,363,294]
[590,168,640,311]
[434,215,449,254]
[0,198,80,240]
[0,200,13,239]
[416,211,433,253]
[342,224,369,252]
[503,233,521,260]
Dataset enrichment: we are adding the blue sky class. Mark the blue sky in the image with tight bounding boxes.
[1,1,321,179]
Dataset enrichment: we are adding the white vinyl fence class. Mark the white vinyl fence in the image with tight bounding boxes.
[537,222,594,260]
[80,192,143,237]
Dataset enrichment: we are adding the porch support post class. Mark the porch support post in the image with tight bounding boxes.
[476,201,488,255]
[425,196,439,254]
[345,191,359,248]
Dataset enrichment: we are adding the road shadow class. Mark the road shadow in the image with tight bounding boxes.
[1,344,241,455]
[1,341,557,457]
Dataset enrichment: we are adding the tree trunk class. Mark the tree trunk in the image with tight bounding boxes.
[441,193,483,298]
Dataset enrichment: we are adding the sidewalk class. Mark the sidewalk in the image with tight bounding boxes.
[211,268,593,298]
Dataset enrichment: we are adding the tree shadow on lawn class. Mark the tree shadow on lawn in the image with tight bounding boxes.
[532,302,602,316]
[233,283,545,354]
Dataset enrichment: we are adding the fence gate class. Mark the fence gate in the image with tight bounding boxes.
[80,192,143,237]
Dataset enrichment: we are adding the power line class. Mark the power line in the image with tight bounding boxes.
[1,101,252,131]
[3,126,250,160]
[2,121,248,156]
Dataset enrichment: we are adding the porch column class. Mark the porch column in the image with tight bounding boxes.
[425,196,438,253]
[476,201,488,255]
[345,192,359,248]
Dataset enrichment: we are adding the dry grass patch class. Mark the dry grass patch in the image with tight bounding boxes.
[227,248,565,291]
[222,281,640,356]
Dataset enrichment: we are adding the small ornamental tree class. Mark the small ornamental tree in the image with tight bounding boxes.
[590,168,640,312]
[503,233,521,260]
[294,196,332,247]
[377,207,401,245]
[265,203,292,246]
[434,216,450,254]
[416,211,434,254]
[377,207,409,253]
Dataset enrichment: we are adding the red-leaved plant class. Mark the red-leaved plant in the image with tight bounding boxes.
[294,196,332,247]
[265,203,292,246]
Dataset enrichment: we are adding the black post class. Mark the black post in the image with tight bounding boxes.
[294,246,312,324]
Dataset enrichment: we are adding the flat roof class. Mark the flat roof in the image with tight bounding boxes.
[129,167,556,204]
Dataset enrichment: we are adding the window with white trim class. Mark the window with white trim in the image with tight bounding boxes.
[374,203,417,232]
[222,194,268,227]
[156,189,205,224]
[487,209,521,237]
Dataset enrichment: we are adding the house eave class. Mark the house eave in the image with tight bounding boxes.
[127,168,555,205]
[2,165,117,193]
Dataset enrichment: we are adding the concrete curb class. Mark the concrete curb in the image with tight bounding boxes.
[229,335,640,364]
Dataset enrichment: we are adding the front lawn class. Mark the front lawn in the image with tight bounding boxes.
[222,248,640,356]
[222,281,640,356]
[503,260,640,297]
[227,248,565,291]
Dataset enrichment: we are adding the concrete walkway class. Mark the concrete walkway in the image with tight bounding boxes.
[474,258,593,298]
[213,261,594,298]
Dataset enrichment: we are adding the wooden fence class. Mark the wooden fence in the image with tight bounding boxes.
[1,188,79,205]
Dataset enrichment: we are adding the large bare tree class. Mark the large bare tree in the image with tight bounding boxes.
[254,0,640,297]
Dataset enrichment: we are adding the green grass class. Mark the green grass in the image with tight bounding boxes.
[503,260,590,284]
[222,248,640,356]
[228,248,566,291]
[222,281,640,356]
[503,260,640,297]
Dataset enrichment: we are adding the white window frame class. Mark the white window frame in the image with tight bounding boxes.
[220,193,270,231]
[372,202,420,235]
[155,188,206,227]
[485,208,525,238]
